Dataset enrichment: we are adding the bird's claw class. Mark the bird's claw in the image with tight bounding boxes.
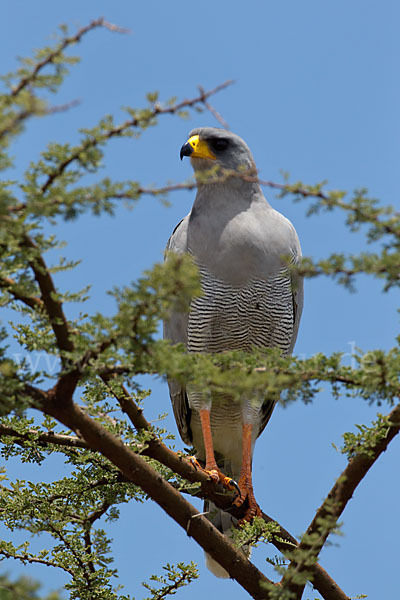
[188,457,218,481]
[223,477,241,496]
[232,482,262,523]
[207,469,220,482]
[188,457,238,491]
[189,456,200,470]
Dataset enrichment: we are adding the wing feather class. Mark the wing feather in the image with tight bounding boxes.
[163,215,193,444]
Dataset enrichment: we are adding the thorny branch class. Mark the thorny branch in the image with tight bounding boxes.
[1,17,123,141]
[9,18,129,99]
[38,79,234,195]
[0,425,88,449]
[0,275,44,310]
[0,549,74,575]
[48,522,93,587]
[5,363,391,599]
[22,234,73,356]
[281,398,400,598]
[98,377,349,600]
[122,170,400,241]
[8,168,399,263]
[0,99,81,141]
[39,394,274,600]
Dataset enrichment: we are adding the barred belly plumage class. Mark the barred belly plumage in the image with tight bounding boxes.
[187,265,294,357]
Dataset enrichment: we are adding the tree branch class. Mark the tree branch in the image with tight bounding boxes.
[1,378,347,599]
[22,234,73,355]
[48,522,93,586]
[0,275,44,310]
[83,528,96,574]
[0,99,81,141]
[0,425,88,449]
[87,498,112,525]
[101,377,348,600]
[20,234,84,403]
[10,18,128,99]
[40,394,274,600]
[0,548,73,575]
[39,80,233,195]
[282,398,400,597]
[198,84,230,129]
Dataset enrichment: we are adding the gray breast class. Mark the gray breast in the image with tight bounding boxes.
[187,265,294,356]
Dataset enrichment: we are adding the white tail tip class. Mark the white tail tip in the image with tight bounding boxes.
[205,552,230,578]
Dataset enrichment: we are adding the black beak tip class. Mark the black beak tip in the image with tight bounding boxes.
[180,141,193,161]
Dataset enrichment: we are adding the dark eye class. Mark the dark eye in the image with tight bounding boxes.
[211,138,229,152]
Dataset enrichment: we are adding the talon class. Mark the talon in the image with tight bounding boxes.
[233,483,262,522]
[224,477,241,496]
[189,456,203,471]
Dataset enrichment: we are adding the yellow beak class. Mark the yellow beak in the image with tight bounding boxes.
[180,135,216,160]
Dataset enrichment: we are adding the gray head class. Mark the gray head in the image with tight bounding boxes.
[180,127,256,173]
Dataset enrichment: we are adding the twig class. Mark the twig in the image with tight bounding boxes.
[198,84,230,129]
[22,234,73,356]
[83,528,96,574]
[0,276,43,310]
[48,522,92,586]
[0,108,32,140]
[0,549,73,575]
[0,425,88,449]
[39,80,234,195]
[0,98,81,141]
[44,99,81,114]
[10,18,128,99]
[9,167,397,249]
[87,498,112,525]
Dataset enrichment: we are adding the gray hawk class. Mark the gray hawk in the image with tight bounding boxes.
[164,128,303,576]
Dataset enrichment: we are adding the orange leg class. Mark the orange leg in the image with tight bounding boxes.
[233,423,262,522]
[189,408,238,492]
[199,408,219,474]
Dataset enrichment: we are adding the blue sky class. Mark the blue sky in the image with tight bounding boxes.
[1,1,399,599]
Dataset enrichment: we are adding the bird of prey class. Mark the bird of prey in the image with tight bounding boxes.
[164,128,303,576]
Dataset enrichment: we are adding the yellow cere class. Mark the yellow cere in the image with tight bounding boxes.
[188,135,216,160]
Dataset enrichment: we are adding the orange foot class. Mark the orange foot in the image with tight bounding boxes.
[233,479,262,523]
[188,456,239,493]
